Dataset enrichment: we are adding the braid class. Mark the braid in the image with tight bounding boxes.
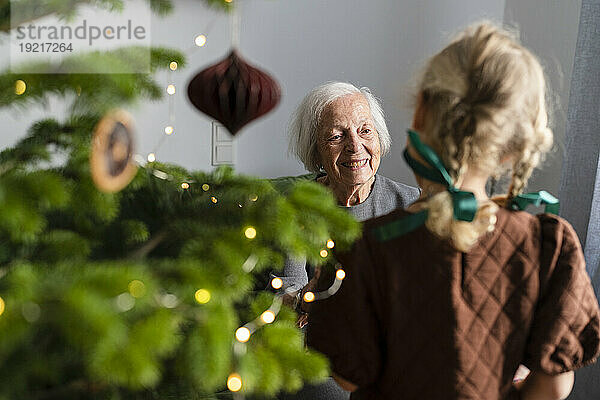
[506,118,552,203]
[437,98,478,180]
[506,144,544,203]
[455,138,472,184]
[507,159,533,200]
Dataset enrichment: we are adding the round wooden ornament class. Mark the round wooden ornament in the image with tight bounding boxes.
[90,110,138,193]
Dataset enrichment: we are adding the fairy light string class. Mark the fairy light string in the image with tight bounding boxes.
[233,241,347,346]
[146,16,220,162]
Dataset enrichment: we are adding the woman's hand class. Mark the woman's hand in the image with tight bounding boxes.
[295,266,321,328]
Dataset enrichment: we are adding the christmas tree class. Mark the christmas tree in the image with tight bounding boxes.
[0,1,360,398]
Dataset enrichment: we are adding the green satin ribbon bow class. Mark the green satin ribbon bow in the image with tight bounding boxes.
[373,130,478,242]
[403,129,478,222]
[510,191,559,214]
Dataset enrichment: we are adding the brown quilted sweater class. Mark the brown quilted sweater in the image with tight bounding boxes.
[307,207,600,400]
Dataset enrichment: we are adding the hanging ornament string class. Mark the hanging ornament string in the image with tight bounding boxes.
[230,0,240,49]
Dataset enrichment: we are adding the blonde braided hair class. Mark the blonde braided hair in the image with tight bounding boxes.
[415,22,553,251]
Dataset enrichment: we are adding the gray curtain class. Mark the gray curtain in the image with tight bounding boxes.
[559,0,600,398]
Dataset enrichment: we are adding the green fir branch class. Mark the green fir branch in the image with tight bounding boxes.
[0,47,185,115]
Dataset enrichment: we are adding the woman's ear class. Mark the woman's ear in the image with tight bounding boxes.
[412,92,427,131]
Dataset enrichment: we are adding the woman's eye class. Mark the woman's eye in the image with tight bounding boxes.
[361,129,372,135]
[329,134,342,141]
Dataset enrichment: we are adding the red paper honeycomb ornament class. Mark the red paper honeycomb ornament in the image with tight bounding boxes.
[187,50,281,135]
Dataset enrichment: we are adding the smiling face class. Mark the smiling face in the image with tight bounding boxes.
[316,93,381,188]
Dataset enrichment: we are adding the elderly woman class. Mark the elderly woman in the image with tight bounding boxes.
[282,82,419,296]
[277,82,419,400]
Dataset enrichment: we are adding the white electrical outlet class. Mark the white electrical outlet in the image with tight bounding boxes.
[211,121,235,166]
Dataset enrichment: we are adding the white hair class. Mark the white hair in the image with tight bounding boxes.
[288,82,391,173]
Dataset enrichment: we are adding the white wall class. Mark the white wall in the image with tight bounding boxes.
[503,0,582,195]
[0,0,580,196]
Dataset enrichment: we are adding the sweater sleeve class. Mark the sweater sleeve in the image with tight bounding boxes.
[279,256,309,292]
[306,235,383,388]
[522,214,600,374]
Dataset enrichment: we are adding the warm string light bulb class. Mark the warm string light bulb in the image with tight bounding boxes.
[319,249,328,258]
[303,291,315,303]
[0,296,5,316]
[166,84,176,95]
[235,327,251,343]
[202,184,210,191]
[15,80,26,95]
[116,293,135,312]
[249,194,258,202]
[270,277,283,290]
[195,34,207,47]
[336,269,346,280]
[21,302,41,322]
[181,182,190,190]
[211,196,218,203]
[227,373,242,392]
[161,293,178,308]
[195,289,211,304]
[244,227,257,239]
[260,310,275,324]
[147,153,156,162]
[164,126,174,135]
[326,239,335,249]
[128,280,146,298]
[169,61,178,71]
